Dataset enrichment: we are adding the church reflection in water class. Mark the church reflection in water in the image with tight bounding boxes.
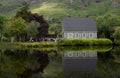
[62,52,97,72]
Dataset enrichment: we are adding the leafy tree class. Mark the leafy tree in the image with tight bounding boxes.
[16,2,49,39]
[16,2,31,22]
[113,26,120,43]
[49,23,61,37]
[0,13,7,41]
[96,13,120,38]
[5,17,27,42]
[25,21,39,41]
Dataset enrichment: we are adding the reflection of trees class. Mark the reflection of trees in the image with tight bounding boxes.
[18,50,49,78]
[0,49,26,77]
[98,51,115,61]
[0,49,57,78]
[97,50,120,77]
[1,47,120,78]
[111,47,120,63]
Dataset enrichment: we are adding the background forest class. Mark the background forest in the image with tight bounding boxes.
[0,0,120,42]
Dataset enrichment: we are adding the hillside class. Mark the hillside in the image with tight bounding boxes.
[0,0,120,19]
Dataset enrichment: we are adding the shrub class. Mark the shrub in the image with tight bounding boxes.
[57,38,112,46]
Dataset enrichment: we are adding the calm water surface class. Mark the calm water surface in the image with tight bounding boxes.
[0,47,120,78]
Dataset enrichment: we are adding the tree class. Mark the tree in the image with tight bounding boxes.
[25,21,39,41]
[113,26,120,43]
[5,17,27,42]
[0,13,7,41]
[96,13,120,38]
[49,23,61,37]
[16,2,49,39]
[16,2,31,22]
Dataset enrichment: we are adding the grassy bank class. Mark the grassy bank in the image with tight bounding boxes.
[0,42,20,49]
[0,42,57,49]
[16,42,57,48]
[57,38,112,46]
[0,38,113,49]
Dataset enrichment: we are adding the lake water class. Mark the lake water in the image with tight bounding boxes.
[0,46,120,78]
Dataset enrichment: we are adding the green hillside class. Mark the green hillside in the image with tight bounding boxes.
[0,0,120,19]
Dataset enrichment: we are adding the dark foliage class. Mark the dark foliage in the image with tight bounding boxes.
[16,2,49,39]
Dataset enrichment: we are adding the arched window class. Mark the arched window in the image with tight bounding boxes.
[69,33,73,36]
[76,33,79,37]
[89,33,92,37]
[68,33,73,38]
[83,33,85,37]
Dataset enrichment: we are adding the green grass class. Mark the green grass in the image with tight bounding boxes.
[0,41,114,54]
[16,42,57,48]
[0,39,113,52]
[0,38,113,49]
[0,42,20,50]
[57,38,113,46]
[31,2,67,19]
[0,42,57,50]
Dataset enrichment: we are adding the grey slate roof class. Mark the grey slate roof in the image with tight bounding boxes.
[62,17,97,31]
